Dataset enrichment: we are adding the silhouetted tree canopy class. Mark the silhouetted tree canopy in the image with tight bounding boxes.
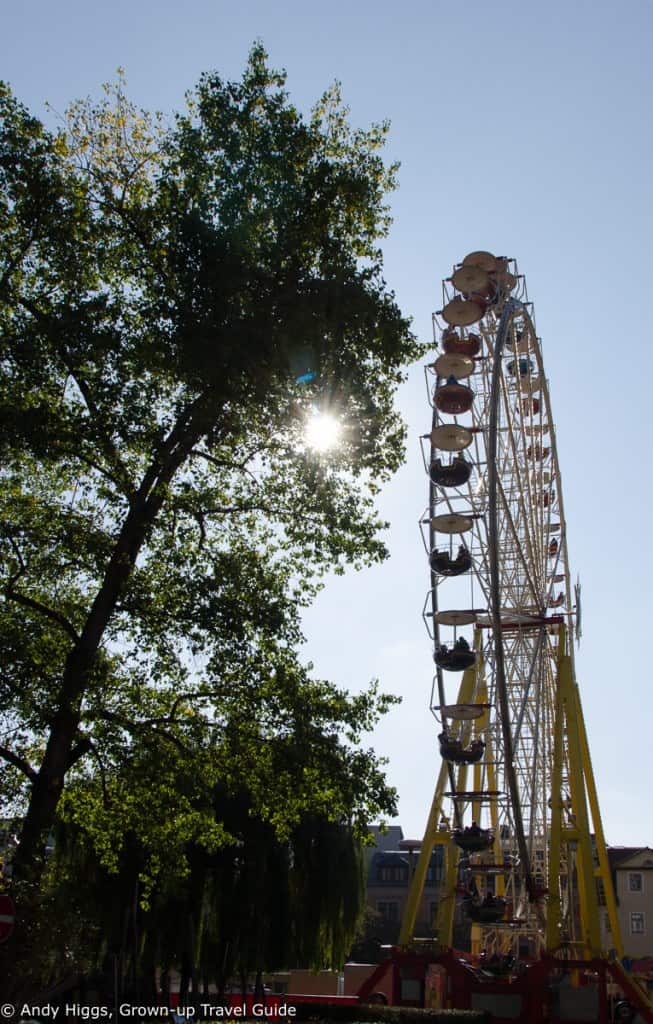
[0,47,420,994]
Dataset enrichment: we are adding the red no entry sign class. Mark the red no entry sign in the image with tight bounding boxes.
[0,893,15,943]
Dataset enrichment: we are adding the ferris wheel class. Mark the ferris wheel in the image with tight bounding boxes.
[399,251,621,962]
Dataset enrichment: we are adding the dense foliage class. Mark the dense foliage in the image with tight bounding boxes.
[0,47,420,994]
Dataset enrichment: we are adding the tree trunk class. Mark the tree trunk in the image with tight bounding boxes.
[254,969,266,1006]
[1,405,213,995]
[188,912,199,1014]
[11,399,212,888]
[160,967,171,1008]
[179,958,189,1009]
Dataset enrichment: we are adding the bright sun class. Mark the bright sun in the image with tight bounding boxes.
[305,411,341,452]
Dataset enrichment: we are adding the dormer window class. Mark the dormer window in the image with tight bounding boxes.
[378,865,408,883]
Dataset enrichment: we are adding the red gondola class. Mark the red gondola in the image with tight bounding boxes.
[442,329,481,358]
[435,376,474,415]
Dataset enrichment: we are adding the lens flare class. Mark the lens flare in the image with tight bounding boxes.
[305,411,341,452]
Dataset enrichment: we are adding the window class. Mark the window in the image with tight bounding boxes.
[427,856,443,885]
[378,865,407,883]
[377,900,399,921]
[630,912,646,935]
[628,872,643,893]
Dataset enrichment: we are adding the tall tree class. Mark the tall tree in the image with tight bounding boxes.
[0,48,419,987]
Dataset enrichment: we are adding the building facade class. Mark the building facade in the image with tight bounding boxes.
[361,826,444,947]
[364,833,653,961]
[602,847,653,959]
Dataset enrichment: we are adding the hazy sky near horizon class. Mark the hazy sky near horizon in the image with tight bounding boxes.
[3,0,652,846]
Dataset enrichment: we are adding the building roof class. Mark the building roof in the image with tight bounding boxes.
[607,847,652,871]
[371,851,411,867]
[367,825,404,852]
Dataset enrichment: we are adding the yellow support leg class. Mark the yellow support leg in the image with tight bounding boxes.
[398,756,450,945]
[545,629,566,951]
[470,922,482,956]
[471,677,505,899]
[560,650,602,956]
[436,837,461,949]
[471,670,487,827]
[398,634,482,947]
[573,681,624,958]
[548,626,602,956]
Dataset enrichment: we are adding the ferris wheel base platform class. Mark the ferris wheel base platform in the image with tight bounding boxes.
[356,946,653,1023]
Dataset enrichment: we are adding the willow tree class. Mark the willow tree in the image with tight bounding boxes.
[47,789,366,1003]
[0,47,418,987]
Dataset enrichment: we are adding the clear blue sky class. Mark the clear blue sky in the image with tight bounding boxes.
[4,0,652,845]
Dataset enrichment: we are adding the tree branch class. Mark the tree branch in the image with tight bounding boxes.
[5,586,80,644]
[15,296,136,502]
[203,503,273,517]
[0,744,37,782]
[59,362,136,503]
[135,691,207,726]
[0,230,36,294]
[93,192,173,287]
[94,709,188,754]
[4,530,27,575]
[87,740,110,809]
[191,447,261,487]
[66,736,92,769]
[73,447,133,497]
